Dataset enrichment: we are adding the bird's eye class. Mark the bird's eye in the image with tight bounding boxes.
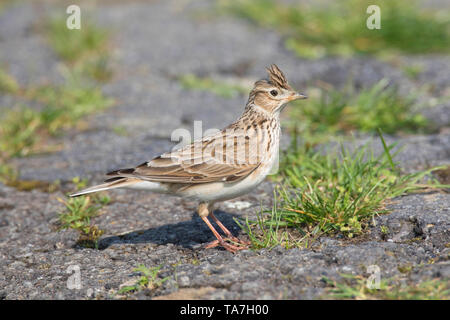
[270,90,278,96]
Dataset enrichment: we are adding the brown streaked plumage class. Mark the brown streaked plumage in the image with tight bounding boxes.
[71,64,307,253]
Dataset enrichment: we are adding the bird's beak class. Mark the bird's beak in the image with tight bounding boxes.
[288,92,308,101]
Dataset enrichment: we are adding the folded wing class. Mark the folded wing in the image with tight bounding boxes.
[107,129,262,184]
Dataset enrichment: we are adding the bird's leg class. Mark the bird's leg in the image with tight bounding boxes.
[200,216,243,253]
[209,211,250,246]
[198,203,247,253]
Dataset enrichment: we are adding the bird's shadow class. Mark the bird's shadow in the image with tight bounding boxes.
[98,209,245,250]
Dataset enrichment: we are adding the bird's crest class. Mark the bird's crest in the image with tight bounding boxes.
[266,64,289,89]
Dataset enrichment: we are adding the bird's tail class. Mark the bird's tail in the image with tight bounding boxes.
[70,177,137,197]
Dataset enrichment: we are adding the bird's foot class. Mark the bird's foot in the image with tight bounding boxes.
[204,237,249,253]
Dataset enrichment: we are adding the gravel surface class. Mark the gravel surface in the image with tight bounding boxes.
[0,0,449,299]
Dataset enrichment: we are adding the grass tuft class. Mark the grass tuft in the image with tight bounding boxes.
[179,74,248,98]
[0,15,114,185]
[0,66,19,94]
[0,106,42,158]
[57,178,110,249]
[322,274,450,300]
[47,17,107,63]
[287,79,428,143]
[221,0,450,58]
[0,80,113,159]
[46,17,112,81]
[0,162,17,185]
[239,134,448,248]
[118,265,169,295]
[28,78,114,135]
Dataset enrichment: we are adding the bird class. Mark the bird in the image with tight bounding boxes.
[70,64,307,253]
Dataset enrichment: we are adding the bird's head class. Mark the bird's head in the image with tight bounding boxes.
[247,64,307,114]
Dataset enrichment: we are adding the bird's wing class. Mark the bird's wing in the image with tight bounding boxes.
[107,128,263,184]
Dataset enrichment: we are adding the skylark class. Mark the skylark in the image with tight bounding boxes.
[71,64,307,252]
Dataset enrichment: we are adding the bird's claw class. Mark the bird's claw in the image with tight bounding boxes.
[204,237,249,253]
